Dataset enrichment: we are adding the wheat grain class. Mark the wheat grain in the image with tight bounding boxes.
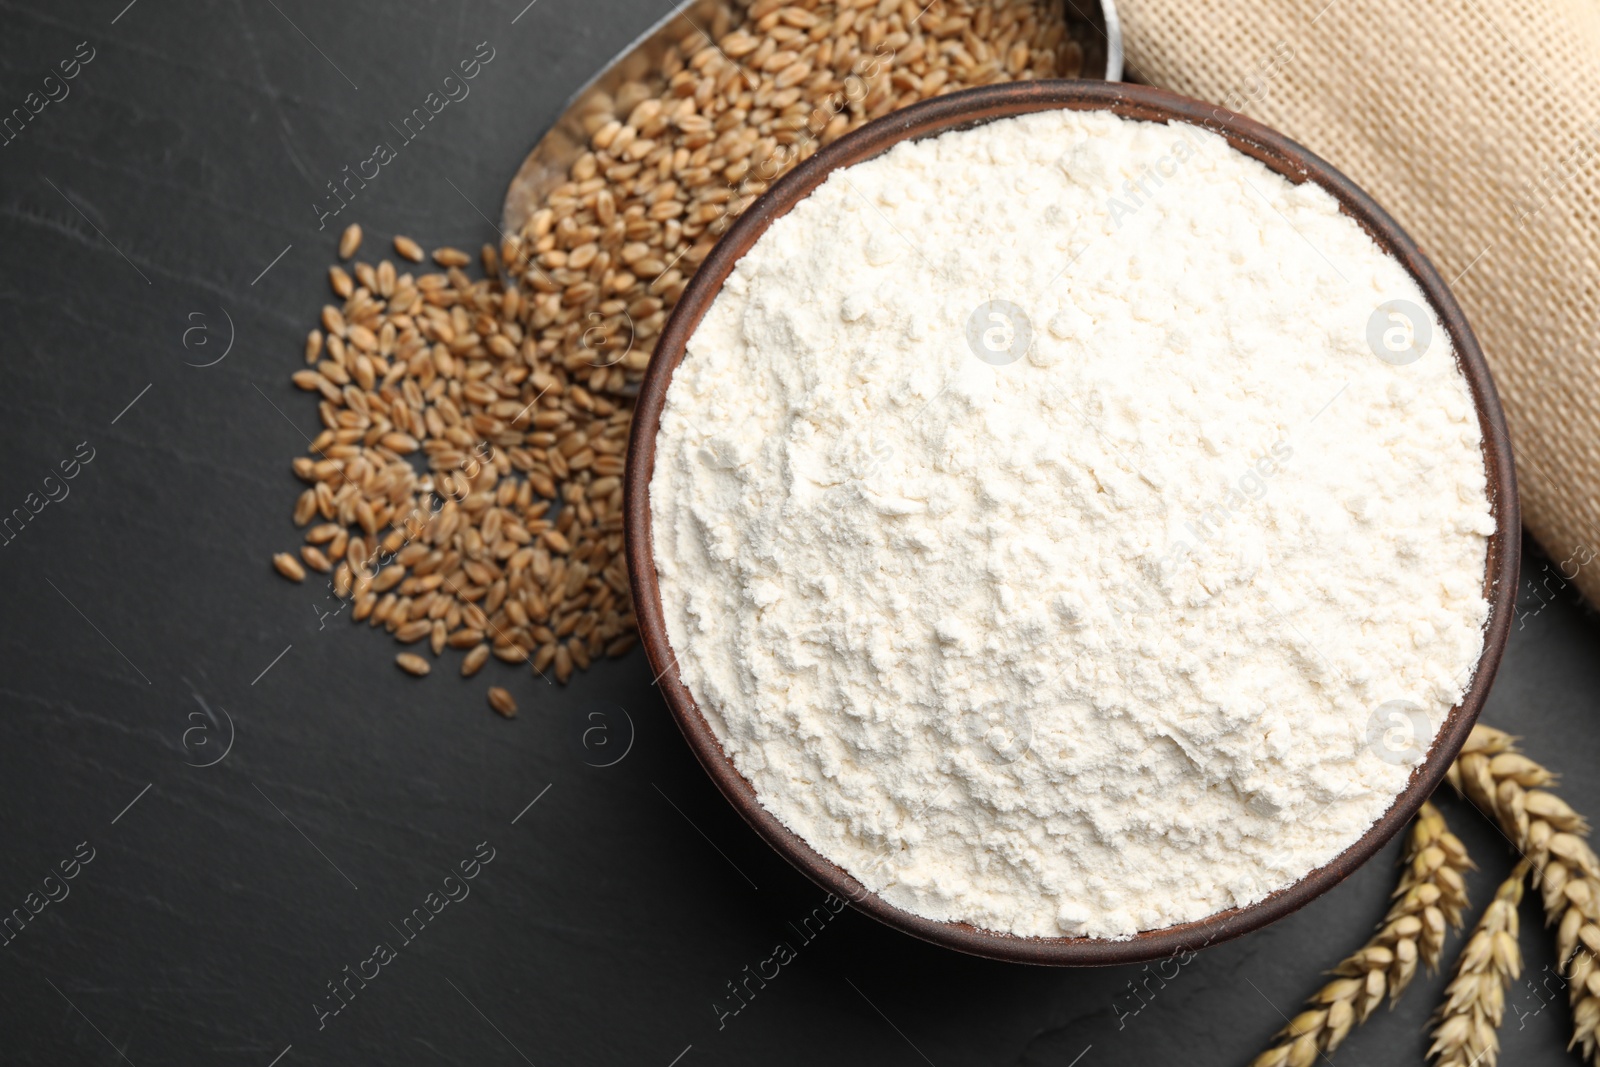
[293,488,318,526]
[273,552,307,581]
[462,644,490,677]
[339,223,362,260]
[395,620,432,643]
[395,652,431,676]
[393,235,424,262]
[487,686,517,718]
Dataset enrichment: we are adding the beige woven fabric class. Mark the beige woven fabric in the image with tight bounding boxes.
[1118,0,1600,603]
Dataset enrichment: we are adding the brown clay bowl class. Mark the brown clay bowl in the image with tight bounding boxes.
[623,80,1520,966]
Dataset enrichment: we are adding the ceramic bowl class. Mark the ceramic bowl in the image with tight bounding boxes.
[623,81,1520,965]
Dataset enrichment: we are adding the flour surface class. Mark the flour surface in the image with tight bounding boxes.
[649,110,1493,939]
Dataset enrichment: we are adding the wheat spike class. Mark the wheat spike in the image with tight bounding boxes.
[1248,800,1473,1067]
[1427,860,1527,1067]
[1448,724,1600,1064]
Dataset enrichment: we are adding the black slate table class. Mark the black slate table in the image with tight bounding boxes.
[2,3,1597,1064]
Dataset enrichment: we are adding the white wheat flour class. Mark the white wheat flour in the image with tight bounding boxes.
[649,109,1493,940]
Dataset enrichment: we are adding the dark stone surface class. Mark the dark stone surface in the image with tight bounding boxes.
[0,2,1595,1064]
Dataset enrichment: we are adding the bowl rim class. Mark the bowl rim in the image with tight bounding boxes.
[622,80,1521,966]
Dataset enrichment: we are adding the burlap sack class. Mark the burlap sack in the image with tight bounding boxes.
[1118,0,1600,603]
